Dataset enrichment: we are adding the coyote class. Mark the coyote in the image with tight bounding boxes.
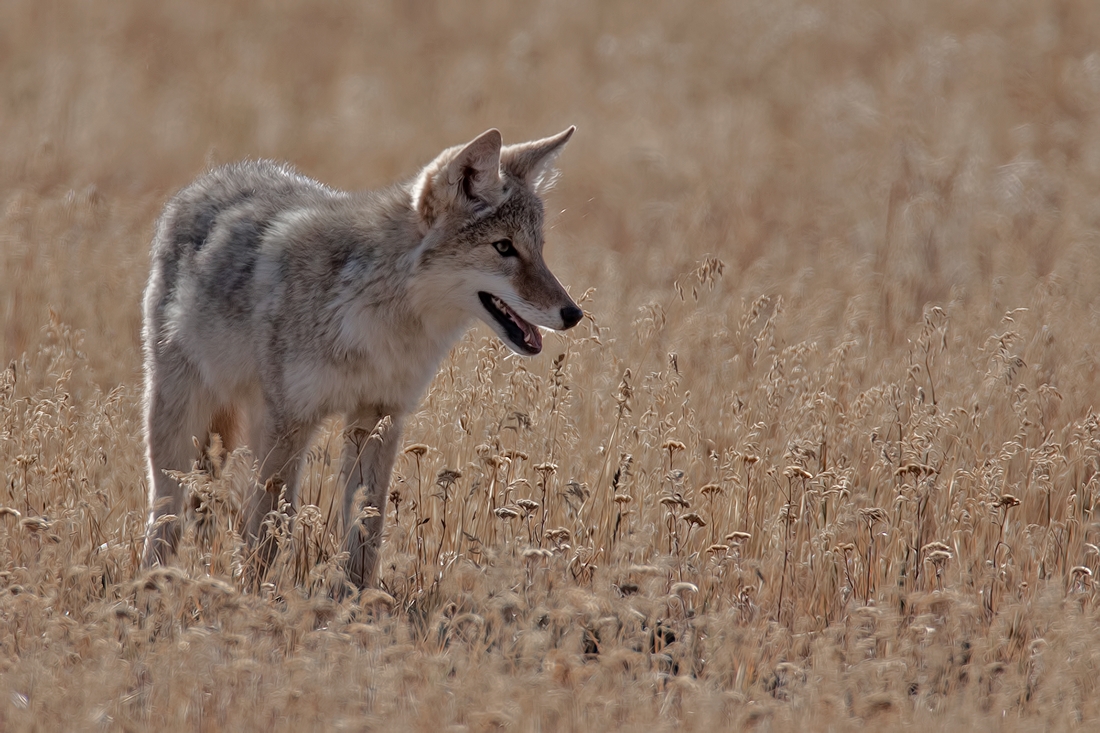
[141,127,582,588]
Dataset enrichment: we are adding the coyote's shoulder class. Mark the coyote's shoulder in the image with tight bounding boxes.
[142,127,583,590]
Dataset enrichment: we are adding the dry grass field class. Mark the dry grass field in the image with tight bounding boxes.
[5,0,1100,729]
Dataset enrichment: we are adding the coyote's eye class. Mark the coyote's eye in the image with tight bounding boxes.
[493,238,517,257]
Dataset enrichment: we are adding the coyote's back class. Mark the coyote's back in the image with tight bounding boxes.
[141,128,583,590]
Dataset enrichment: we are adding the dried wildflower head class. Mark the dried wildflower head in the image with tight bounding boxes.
[681,512,706,528]
[659,494,689,509]
[726,531,752,545]
[706,544,730,556]
[522,547,552,561]
[1071,566,1093,579]
[534,462,558,476]
[403,443,429,457]
[502,449,529,462]
[14,454,38,468]
[662,439,686,454]
[670,581,698,596]
[700,483,723,497]
[515,498,540,513]
[783,466,813,480]
[859,507,889,525]
[996,494,1021,509]
[484,454,509,470]
[545,527,571,544]
[435,468,462,489]
[922,541,952,555]
[613,493,633,505]
[494,506,521,520]
[925,550,953,565]
[896,463,934,477]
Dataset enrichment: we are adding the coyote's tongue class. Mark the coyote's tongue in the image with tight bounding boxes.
[497,295,540,350]
[486,293,542,354]
[519,319,542,351]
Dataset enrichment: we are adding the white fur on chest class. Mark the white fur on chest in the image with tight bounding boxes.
[283,305,467,419]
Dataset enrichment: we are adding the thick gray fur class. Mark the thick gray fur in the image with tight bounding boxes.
[142,128,581,588]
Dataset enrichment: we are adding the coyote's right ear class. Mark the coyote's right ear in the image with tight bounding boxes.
[412,129,503,230]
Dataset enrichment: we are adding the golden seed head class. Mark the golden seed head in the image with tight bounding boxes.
[502,449,529,461]
[997,494,1021,508]
[534,462,558,475]
[661,440,686,453]
[494,507,521,520]
[403,443,429,456]
[613,493,633,504]
[741,454,761,464]
[706,544,730,555]
[726,531,752,544]
[925,550,953,564]
[1071,565,1093,578]
[700,483,723,496]
[922,541,952,554]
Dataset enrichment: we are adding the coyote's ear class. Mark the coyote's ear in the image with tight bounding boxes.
[412,129,503,229]
[501,126,575,191]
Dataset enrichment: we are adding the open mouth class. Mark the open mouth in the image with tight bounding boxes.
[478,292,543,355]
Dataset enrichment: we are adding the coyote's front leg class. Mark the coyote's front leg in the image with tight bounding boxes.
[340,407,405,589]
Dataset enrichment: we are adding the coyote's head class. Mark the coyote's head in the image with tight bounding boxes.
[409,127,583,355]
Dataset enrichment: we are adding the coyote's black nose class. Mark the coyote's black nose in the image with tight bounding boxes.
[560,304,583,329]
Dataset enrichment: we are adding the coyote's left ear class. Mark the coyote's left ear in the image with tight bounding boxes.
[501,126,575,191]
[413,129,504,230]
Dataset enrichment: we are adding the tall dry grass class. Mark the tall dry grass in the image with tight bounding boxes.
[4,0,1100,729]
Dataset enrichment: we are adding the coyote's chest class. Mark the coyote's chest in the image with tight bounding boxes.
[280,312,461,420]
